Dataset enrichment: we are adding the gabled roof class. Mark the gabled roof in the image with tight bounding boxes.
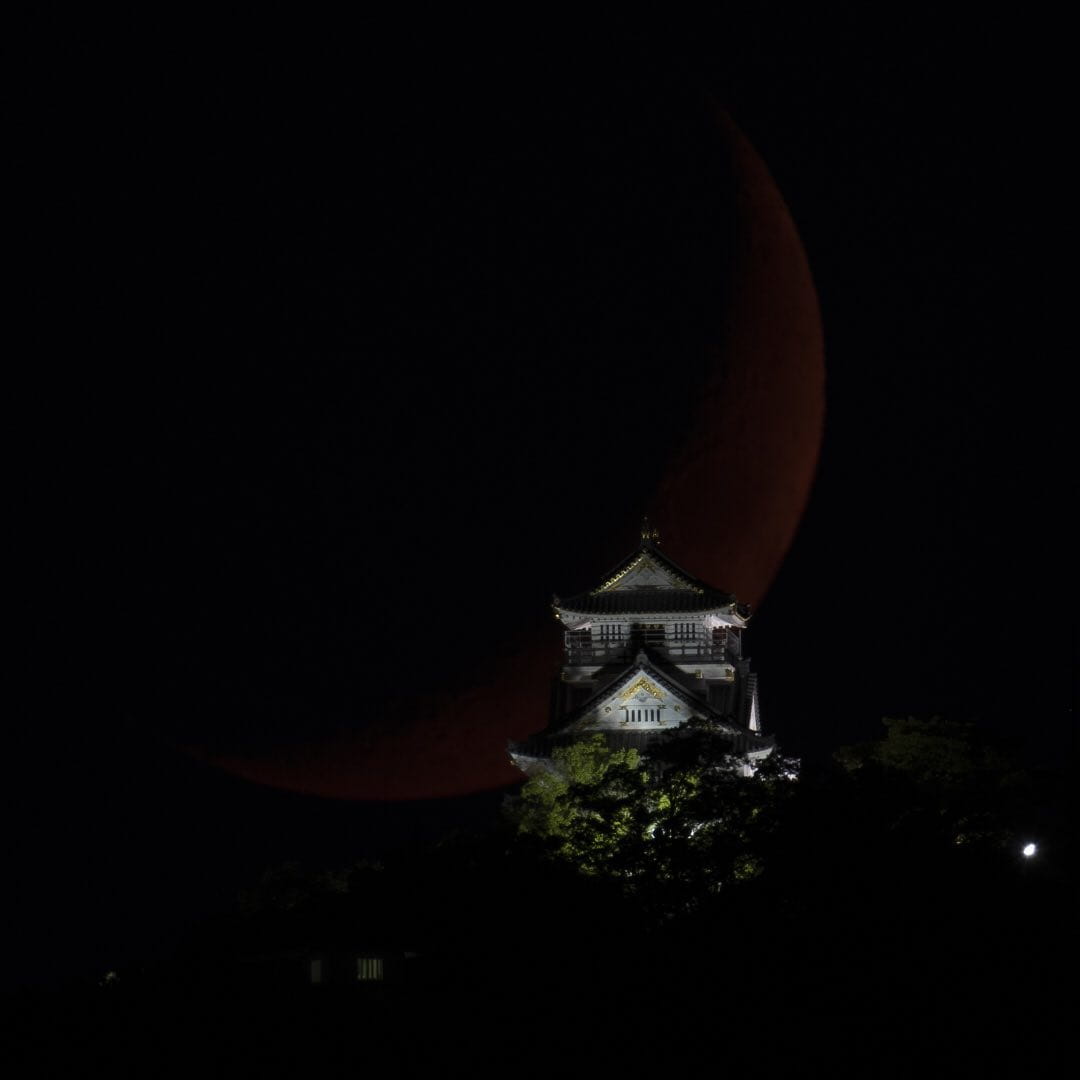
[554,649,741,737]
[555,537,739,616]
[510,648,774,765]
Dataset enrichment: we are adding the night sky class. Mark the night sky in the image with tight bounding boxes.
[11,22,1070,989]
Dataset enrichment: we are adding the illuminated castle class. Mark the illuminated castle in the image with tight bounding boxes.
[510,523,773,774]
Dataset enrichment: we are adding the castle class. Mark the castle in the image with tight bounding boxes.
[510,523,774,774]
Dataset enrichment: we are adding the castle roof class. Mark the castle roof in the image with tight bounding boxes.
[554,537,743,617]
[510,648,773,765]
[555,649,740,736]
[510,726,775,766]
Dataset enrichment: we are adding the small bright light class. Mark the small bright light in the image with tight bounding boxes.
[1022,842,1037,858]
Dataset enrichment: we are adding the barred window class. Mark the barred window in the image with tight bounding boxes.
[357,957,384,981]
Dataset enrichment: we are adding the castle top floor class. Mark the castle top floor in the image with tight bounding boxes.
[552,527,750,668]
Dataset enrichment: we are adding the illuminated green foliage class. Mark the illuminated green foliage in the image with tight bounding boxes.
[513,735,645,849]
[507,723,797,912]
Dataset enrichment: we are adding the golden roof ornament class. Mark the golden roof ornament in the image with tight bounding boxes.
[641,517,660,544]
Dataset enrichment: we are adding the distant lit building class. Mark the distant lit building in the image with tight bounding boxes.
[510,523,774,775]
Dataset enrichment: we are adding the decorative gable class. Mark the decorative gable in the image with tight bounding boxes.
[596,552,701,594]
[569,661,726,734]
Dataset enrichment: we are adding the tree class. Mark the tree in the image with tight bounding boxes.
[833,715,1032,850]
[511,734,644,846]
[507,723,798,915]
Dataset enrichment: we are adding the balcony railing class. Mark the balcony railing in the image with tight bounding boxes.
[565,627,738,666]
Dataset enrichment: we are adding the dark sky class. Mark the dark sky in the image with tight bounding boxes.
[11,23,1070,987]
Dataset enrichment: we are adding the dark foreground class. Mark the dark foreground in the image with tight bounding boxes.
[6,839,1069,1077]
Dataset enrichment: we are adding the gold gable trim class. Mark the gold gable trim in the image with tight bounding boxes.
[616,676,664,703]
[594,554,703,595]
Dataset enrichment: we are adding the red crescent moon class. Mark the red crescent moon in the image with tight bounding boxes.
[650,107,825,608]
[203,108,825,800]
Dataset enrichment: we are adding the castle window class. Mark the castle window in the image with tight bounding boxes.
[357,957,384,981]
[566,629,592,659]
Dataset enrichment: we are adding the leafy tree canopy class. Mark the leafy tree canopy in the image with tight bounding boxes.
[507,723,798,914]
[832,715,1033,851]
[834,715,1014,786]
